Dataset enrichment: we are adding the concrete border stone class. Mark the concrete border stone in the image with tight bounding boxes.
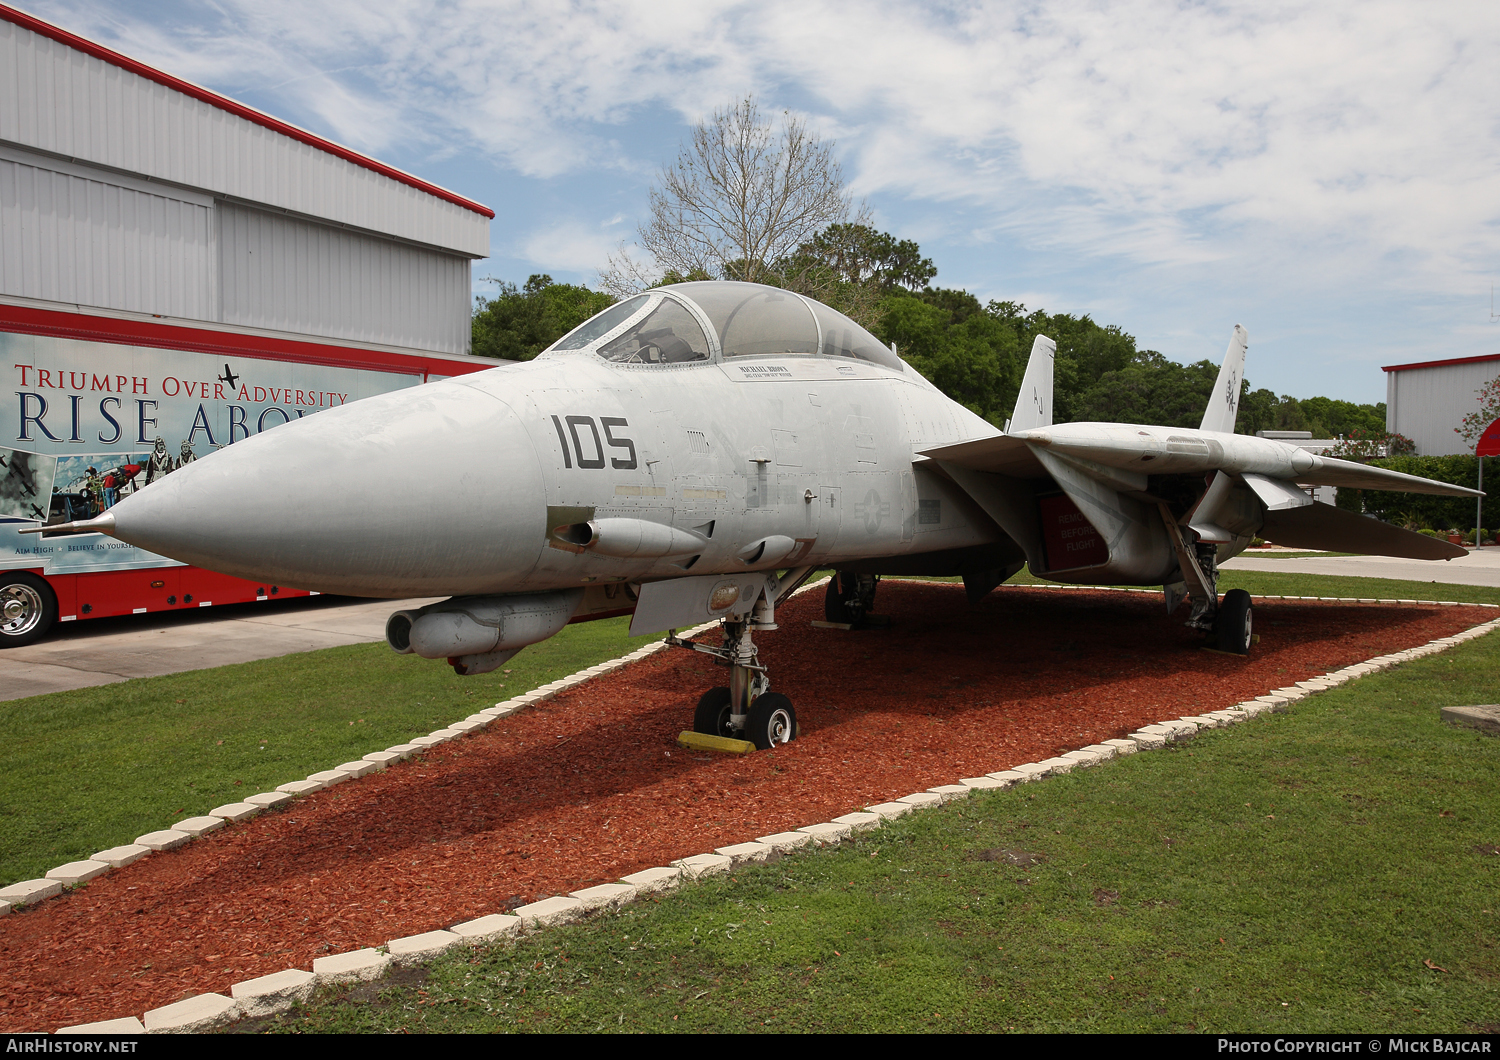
[45,860,110,886]
[90,844,151,868]
[0,878,62,905]
[674,852,734,877]
[570,883,637,910]
[715,842,775,865]
[335,760,380,778]
[208,802,262,823]
[276,780,322,796]
[231,968,315,1017]
[798,822,852,845]
[58,1017,146,1034]
[175,816,226,838]
[312,948,390,985]
[134,829,191,852]
[756,830,815,852]
[832,811,882,832]
[620,866,681,893]
[142,992,238,1033]
[245,791,293,809]
[452,914,522,943]
[515,895,586,927]
[388,929,463,965]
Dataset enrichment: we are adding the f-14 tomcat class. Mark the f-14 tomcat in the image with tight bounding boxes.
[32,282,1480,748]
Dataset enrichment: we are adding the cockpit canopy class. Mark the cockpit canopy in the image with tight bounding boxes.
[546,281,902,371]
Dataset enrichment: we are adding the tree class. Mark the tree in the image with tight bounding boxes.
[1455,375,1500,449]
[471,275,615,361]
[601,96,863,295]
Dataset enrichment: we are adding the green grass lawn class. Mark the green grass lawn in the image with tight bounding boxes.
[0,616,665,886]
[255,627,1500,1034]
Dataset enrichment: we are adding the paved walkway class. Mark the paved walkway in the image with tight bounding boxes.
[1221,548,1500,588]
[0,595,440,702]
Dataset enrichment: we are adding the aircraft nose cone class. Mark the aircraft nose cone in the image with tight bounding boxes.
[107,379,545,596]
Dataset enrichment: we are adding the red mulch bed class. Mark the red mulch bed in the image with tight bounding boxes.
[0,582,1491,1030]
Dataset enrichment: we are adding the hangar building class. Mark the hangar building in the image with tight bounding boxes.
[0,3,494,645]
[0,2,491,356]
[1384,352,1500,457]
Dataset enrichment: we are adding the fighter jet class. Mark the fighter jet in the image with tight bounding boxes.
[29,282,1479,749]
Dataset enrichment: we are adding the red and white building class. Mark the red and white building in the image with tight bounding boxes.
[0,3,494,643]
[1384,352,1500,457]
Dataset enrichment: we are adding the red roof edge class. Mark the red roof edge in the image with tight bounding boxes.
[0,3,495,221]
[1382,351,1500,373]
[0,303,497,380]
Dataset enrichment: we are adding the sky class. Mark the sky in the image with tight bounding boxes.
[22,0,1500,404]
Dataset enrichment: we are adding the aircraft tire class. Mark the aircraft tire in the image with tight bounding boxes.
[0,571,57,649]
[746,692,797,750]
[1215,589,1253,655]
[693,687,735,738]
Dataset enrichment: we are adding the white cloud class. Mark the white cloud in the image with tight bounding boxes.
[28,0,1500,319]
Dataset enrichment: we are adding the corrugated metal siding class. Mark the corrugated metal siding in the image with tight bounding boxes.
[0,18,489,257]
[218,203,469,355]
[1387,360,1500,455]
[0,152,213,317]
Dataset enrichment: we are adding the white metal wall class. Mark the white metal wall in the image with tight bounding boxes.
[1386,358,1500,456]
[0,16,489,258]
[0,147,214,318]
[218,203,471,355]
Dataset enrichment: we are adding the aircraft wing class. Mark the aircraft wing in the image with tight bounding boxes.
[923,433,1479,497]
[919,324,1478,571]
[916,432,1048,480]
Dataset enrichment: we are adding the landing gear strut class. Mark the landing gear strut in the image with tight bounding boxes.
[1159,504,1252,655]
[668,566,814,749]
[824,571,879,625]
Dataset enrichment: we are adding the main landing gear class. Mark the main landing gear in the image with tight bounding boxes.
[668,566,815,750]
[824,571,880,626]
[1159,505,1252,656]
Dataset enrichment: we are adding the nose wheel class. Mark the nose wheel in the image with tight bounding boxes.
[745,692,797,749]
[670,566,814,751]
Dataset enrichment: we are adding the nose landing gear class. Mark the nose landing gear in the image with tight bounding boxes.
[668,566,813,749]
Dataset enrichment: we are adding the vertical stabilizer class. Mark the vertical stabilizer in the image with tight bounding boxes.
[1009,334,1056,433]
[1199,325,1248,434]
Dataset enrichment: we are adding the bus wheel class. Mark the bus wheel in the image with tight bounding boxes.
[0,572,58,648]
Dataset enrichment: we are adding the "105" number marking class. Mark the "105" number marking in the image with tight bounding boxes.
[552,415,637,470]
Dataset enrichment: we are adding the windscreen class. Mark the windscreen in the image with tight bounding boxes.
[597,297,711,363]
[550,295,649,351]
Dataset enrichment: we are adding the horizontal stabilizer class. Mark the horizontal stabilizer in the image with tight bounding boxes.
[1291,455,1483,497]
[1261,502,1466,560]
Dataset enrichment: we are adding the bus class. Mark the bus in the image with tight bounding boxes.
[1,302,493,646]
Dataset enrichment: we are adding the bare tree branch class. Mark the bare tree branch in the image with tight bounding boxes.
[599,96,861,294]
